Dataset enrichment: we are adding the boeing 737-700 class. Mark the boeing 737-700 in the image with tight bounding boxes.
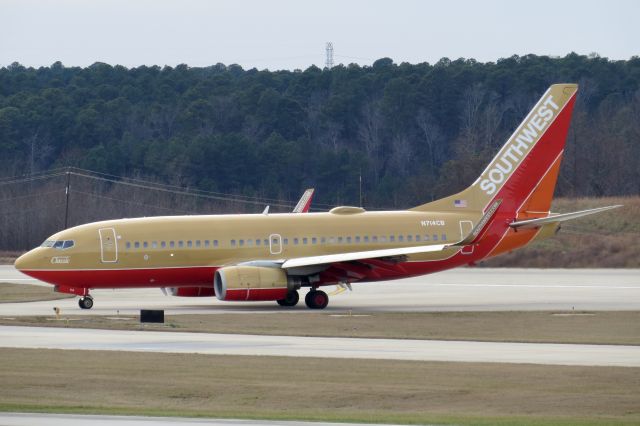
[15,84,620,309]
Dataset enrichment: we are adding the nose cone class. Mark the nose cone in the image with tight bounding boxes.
[14,251,34,271]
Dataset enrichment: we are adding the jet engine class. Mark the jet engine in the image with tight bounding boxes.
[214,266,296,301]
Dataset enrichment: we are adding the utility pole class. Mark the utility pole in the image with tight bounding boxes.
[325,42,334,69]
[359,170,363,208]
[64,168,71,229]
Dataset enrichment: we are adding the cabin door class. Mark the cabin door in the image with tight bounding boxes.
[99,227,118,263]
[269,233,282,255]
[459,220,474,255]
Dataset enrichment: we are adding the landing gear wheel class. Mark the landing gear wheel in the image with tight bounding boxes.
[277,290,300,307]
[78,296,94,310]
[305,290,329,309]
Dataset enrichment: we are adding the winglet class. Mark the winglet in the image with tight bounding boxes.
[455,199,503,246]
[293,188,315,213]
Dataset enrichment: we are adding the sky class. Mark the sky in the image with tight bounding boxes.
[1,0,638,70]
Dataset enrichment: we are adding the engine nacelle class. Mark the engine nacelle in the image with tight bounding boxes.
[169,286,216,297]
[214,266,291,301]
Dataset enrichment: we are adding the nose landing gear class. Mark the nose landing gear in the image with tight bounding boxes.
[78,296,94,310]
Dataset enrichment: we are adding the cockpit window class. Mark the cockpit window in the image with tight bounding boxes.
[45,240,75,250]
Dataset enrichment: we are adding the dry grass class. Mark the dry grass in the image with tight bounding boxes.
[0,282,73,303]
[486,196,640,268]
[2,311,639,345]
[0,348,638,425]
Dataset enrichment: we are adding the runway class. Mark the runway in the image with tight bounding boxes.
[1,325,638,366]
[1,265,639,315]
[0,413,397,426]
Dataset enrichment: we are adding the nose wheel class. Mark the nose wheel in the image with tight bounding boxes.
[78,296,94,310]
[305,290,329,309]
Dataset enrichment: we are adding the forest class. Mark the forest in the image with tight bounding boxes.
[1,53,639,249]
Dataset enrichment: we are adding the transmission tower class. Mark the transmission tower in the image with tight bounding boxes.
[325,42,334,69]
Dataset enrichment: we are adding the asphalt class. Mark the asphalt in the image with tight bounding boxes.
[1,324,639,367]
[1,266,639,315]
[0,413,408,426]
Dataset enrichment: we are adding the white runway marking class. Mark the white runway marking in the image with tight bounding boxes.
[1,325,639,367]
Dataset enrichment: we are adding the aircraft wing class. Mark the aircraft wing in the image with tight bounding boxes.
[281,243,449,269]
[292,188,315,213]
[282,199,502,269]
[509,205,621,229]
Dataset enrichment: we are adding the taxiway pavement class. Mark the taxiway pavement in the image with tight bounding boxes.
[1,266,639,315]
[0,413,402,426]
[1,325,638,367]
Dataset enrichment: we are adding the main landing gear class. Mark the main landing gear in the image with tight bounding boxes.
[78,296,94,310]
[276,289,330,309]
[277,291,300,307]
[305,289,329,309]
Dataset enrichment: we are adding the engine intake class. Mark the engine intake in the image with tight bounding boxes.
[214,266,293,301]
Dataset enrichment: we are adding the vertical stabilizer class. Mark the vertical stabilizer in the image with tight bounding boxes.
[412,84,578,214]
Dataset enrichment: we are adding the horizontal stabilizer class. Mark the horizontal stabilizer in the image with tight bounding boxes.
[509,205,622,229]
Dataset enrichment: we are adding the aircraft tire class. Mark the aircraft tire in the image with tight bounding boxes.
[78,296,93,310]
[305,290,329,309]
[277,290,299,307]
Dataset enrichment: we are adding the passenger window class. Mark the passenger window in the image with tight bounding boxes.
[294,238,299,245]
[364,236,369,243]
[161,241,166,248]
[178,241,184,248]
[372,236,378,243]
[407,235,413,242]
[255,239,261,246]
[303,237,308,245]
[134,242,140,249]
[424,235,430,241]
[187,241,192,248]
[214,240,219,247]
[355,236,361,243]
[312,237,317,244]
[126,242,131,249]
[398,235,404,242]
[195,240,201,248]
[247,239,253,247]
[321,237,326,244]
[231,240,236,247]
[143,241,148,248]
[263,239,268,246]
[415,235,421,242]
[204,240,210,248]
[151,241,158,249]
[380,236,387,243]
[169,241,175,248]
[389,235,395,242]
[337,237,343,244]
[346,236,352,244]
[442,234,447,241]
[329,237,335,244]
[432,234,438,241]
[283,238,289,245]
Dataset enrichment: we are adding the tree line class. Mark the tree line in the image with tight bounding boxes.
[1,53,639,214]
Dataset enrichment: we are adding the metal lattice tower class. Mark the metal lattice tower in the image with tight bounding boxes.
[325,42,334,69]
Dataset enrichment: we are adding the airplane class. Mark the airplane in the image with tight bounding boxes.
[15,84,621,310]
